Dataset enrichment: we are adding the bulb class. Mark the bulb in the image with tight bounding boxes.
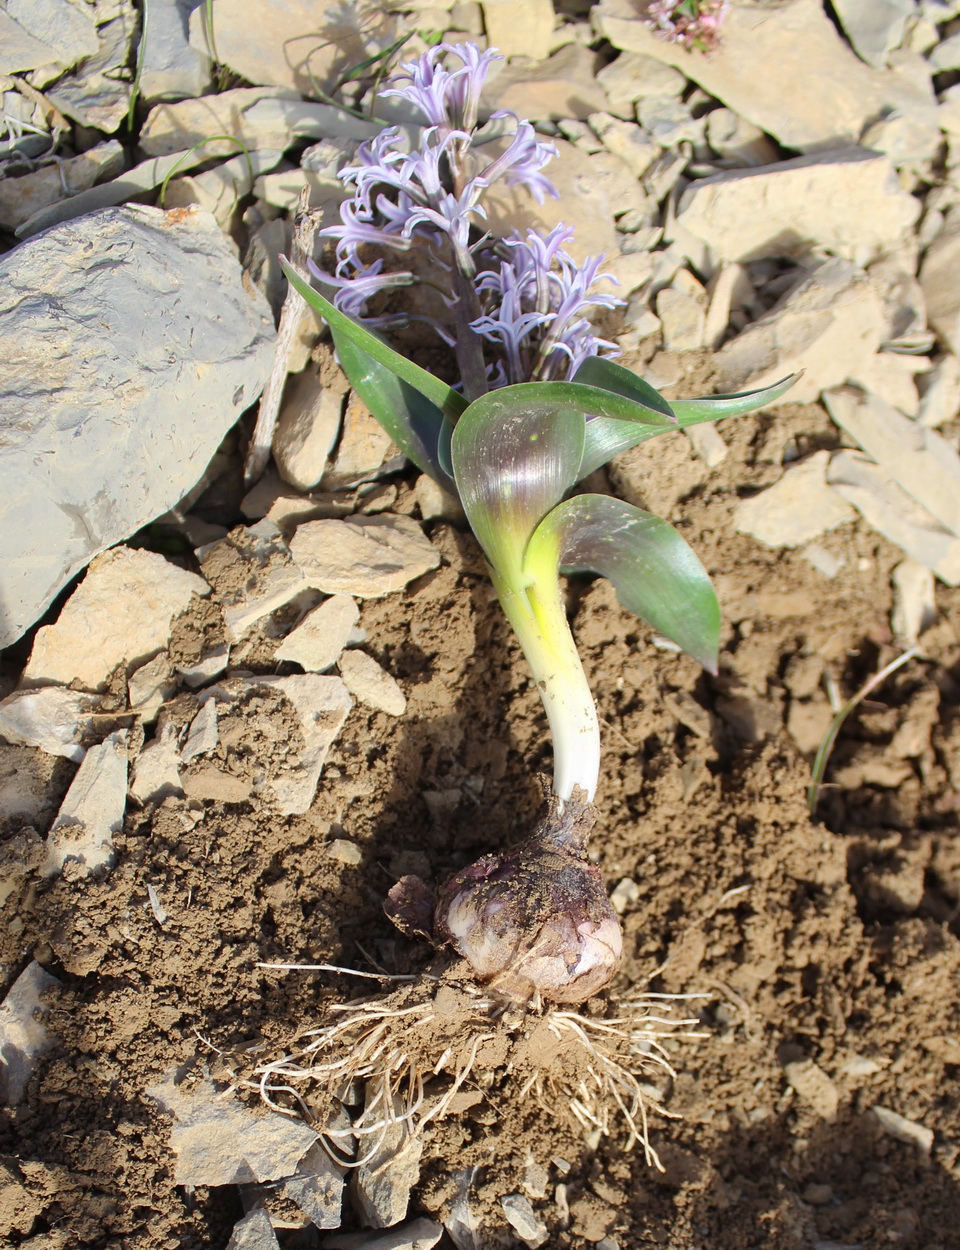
[435,831,622,1006]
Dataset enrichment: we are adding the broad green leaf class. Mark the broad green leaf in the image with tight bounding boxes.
[670,373,799,423]
[572,355,676,419]
[452,386,585,580]
[281,260,467,422]
[332,330,456,491]
[525,493,721,673]
[578,372,800,476]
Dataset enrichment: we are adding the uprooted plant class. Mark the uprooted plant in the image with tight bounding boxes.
[256,42,794,1162]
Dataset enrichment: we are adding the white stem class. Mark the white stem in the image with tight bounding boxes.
[491,570,600,802]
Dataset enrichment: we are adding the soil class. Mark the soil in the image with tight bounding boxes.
[2,392,960,1250]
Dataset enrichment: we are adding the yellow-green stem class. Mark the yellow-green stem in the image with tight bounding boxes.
[490,567,600,802]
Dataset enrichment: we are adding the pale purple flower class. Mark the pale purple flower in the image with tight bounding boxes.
[473,226,622,384]
[315,43,621,387]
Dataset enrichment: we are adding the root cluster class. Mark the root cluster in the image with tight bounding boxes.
[253,962,699,1172]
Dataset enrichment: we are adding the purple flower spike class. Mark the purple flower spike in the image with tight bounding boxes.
[314,43,621,389]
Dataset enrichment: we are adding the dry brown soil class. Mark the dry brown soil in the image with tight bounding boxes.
[2,394,959,1249]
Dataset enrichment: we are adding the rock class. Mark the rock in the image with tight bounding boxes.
[138,0,211,101]
[0,688,107,762]
[240,674,352,814]
[338,651,406,717]
[149,1074,318,1186]
[0,0,98,76]
[780,1053,839,1121]
[655,269,707,352]
[713,258,886,405]
[199,521,309,643]
[181,763,253,804]
[891,559,937,645]
[636,95,702,148]
[832,0,914,68]
[275,595,359,673]
[596,0,936,153]
[47,14,137,131]
[0,961,59,1104]
[685,423,728,469]
[180,698,219,763]
[139,89,377,157]
[928,30,960,71]
[352,1094,424,1228]
[225,1207,279,1250]
[14,147,256,239]
[325,1218,444,1250]
[187,0,399,96]
[273,367,345,491]
[801,544,845,579]
[481,0,553,61]
[827,450,960,584]
[43,731,127,878]
[275,1140,344,1230]
[588,112,658,180]
[704,108,777,167]
[163,149,285,229]
[482,43,608,122]
[501,1194,548,1247]
[22,547,208,694]
[128,653,178,721]
[734,452,856,549]
[327,838,362,866]
[323,392,404,487]
[177,644,230,689]
[596,50,685,115]
[0,141,124,232]
[609,878,639,915]
[676,149,919,272]
[704,262,754,350]
[130,723,184,805]
[291,516,440,598]
[919,209,960,354]
[917,354,960,428]
[0,205,274,648]
[823,387,960,539]
[413,474,466,523]
[870,1105,934,1154]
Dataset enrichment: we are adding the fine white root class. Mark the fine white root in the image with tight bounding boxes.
[250,969,702,1172]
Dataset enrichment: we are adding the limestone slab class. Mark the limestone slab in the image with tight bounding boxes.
[676,149,919,270]
[291,516,440,598]
[43,731,128,878]
[0,205,275,647]
[149,1074,317,1186]
[338,650,406,717]
[275,595,359,673]
[22,547,208,693]
[827,450,960,584]
[734,452,855,549]
[596,0,936,153]
[713,258,886,404]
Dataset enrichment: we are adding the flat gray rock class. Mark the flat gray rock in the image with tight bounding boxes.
[0,961,59,1104]
[138,0,211,102]
[596,0,935,153]
[0,204,275,648]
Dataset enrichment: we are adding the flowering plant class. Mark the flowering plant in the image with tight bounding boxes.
[281,43,793,1005]
[644,0,729,52]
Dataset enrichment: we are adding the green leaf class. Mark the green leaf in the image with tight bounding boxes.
[572,355,676,419]
[578,372,800,476]
[332,330,456,491]
[525,493,721,673]
[670,374,799,424]
[452,387,586,579]
[280,260,467,422]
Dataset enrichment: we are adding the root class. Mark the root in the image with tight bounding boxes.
[250,966,701,1172]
